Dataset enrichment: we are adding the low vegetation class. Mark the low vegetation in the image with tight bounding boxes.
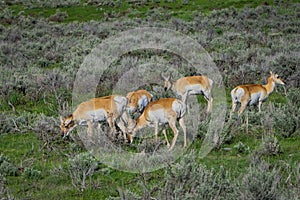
[0,0,299,199]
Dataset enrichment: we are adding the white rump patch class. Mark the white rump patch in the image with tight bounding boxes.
[232,88,245,103]
[172,100,186,118]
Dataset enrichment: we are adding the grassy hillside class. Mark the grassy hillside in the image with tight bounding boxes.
[7,0,286,22]
[0,0,299,199]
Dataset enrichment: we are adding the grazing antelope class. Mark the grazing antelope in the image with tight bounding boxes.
[161,73,213,114]
[60,95,128,139]
[126,89,153,114]
[230,71,285,117]
[127,98,187,151]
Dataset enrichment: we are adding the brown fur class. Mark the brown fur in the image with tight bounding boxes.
[173,76,209,94]
[126,90,152,113]
[128,98,186,151]
[162,74,213,114]
[60,95,127,138]
[230,71,285,116]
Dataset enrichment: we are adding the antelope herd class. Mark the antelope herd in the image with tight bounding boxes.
[59,71,285,150]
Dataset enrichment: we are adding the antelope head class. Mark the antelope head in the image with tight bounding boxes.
[125,119,137,143]
[161,72,172,91]
[60,115,77,138]
[270,71,285,85]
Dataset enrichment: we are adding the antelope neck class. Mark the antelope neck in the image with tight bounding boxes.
[263,77,275,95]
[135,115,147,129]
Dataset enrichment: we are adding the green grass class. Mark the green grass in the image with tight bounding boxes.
[0,133,41,163]
[8,0,285,23]
[0,132,138,199]
[2,129,299,198]
[0,89,296,199]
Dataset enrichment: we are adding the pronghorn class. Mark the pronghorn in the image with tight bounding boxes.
[127,98,187,151]
[230,71,285,117]
[161,73,213,114]
[126,89,153,114]
[60,95,128,139]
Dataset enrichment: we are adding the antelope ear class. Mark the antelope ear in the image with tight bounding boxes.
[160,72,167,80]
[270,71,273,75]
[60,115,64,123]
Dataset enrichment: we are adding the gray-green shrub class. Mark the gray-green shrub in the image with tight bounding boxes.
[0,112,38,134]
[67,152,98,191]
[158,151,236,200]
[0,173,14,200]
[259,135,281,156]
[22,167,42,180]
[237,160,282,200]
[0,154,18,176]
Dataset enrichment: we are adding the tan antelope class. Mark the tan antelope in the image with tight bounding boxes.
[60,95,128,139]
[230,71,285,117]
[126,89,153,114]
[127,98,187,151]
[161,73,213,114]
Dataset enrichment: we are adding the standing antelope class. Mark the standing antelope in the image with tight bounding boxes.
[60,95,128,139]
[230,71,285,117]
[126,89,153,114]
[127,98,187,151]
[161,73,213,114]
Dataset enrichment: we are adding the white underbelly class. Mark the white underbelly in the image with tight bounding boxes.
[185,84,203,94]
[148,109,167,124]
[249,93,261,105]
[87,109,108,122]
